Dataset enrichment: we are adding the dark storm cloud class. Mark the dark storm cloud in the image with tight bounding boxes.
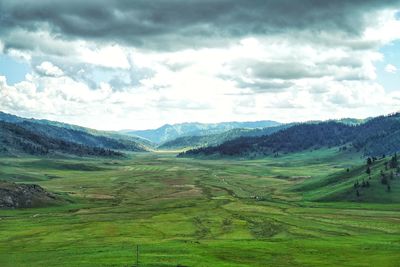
[1,0,399,51]
[227,56,372,85]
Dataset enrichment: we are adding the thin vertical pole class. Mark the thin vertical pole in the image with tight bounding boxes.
[136,244,139,267]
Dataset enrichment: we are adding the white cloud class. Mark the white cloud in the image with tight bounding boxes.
[36,61,64,77]
[364,10,400,44]
[79,45,130,69]
[385,64,397,74]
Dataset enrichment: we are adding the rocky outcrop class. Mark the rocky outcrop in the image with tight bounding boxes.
[0,181,59,208]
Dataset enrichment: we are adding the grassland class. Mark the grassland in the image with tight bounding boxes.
[1,149,400,266]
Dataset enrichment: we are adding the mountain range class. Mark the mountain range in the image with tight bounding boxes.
[2,110,400,159]
[0,112,284,157]
[158,118,368,151]
[121,120,281,144]
[158,124,292,150]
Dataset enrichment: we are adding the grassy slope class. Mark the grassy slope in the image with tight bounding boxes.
[295,154,400,202]
[0,150,400,266]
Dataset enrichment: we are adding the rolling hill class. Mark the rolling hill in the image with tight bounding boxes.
[180,113,400,158]
[0,111,150,154]
[293,152,400,203]
[0,121,123,157]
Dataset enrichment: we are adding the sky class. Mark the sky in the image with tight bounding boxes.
[0,1,400,130]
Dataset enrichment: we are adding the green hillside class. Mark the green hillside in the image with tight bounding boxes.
[181,113,400,158]
[297,155,400,203]
[0,111,151,151]
[0,121,123,157]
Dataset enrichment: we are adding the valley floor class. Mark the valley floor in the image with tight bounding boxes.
[1,149,400,266]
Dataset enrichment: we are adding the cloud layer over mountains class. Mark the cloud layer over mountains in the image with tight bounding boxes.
[0,0,400,129]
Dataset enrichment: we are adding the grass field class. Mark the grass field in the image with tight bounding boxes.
[1,149,400,266]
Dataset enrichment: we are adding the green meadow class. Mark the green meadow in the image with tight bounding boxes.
[1,149,400,266]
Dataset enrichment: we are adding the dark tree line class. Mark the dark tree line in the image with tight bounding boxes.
[180,112,400,158]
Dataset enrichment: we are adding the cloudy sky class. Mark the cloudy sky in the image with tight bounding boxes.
[0,0,400,130]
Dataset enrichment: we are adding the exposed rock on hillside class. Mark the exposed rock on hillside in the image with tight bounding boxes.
[0,181,60,208]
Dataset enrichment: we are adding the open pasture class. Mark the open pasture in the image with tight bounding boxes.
[1,150,400,266]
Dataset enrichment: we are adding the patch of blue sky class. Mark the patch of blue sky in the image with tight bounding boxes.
[395,10,400,20]
[88,67,142,91]
[375,40,400,92]
[0,54,31,85]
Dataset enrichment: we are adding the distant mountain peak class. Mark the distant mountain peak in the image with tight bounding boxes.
[121,120,282,143]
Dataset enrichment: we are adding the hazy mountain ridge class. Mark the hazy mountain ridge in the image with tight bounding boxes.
[122,120,281,143]
[157,118,367,150]
[159,124,292,150]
